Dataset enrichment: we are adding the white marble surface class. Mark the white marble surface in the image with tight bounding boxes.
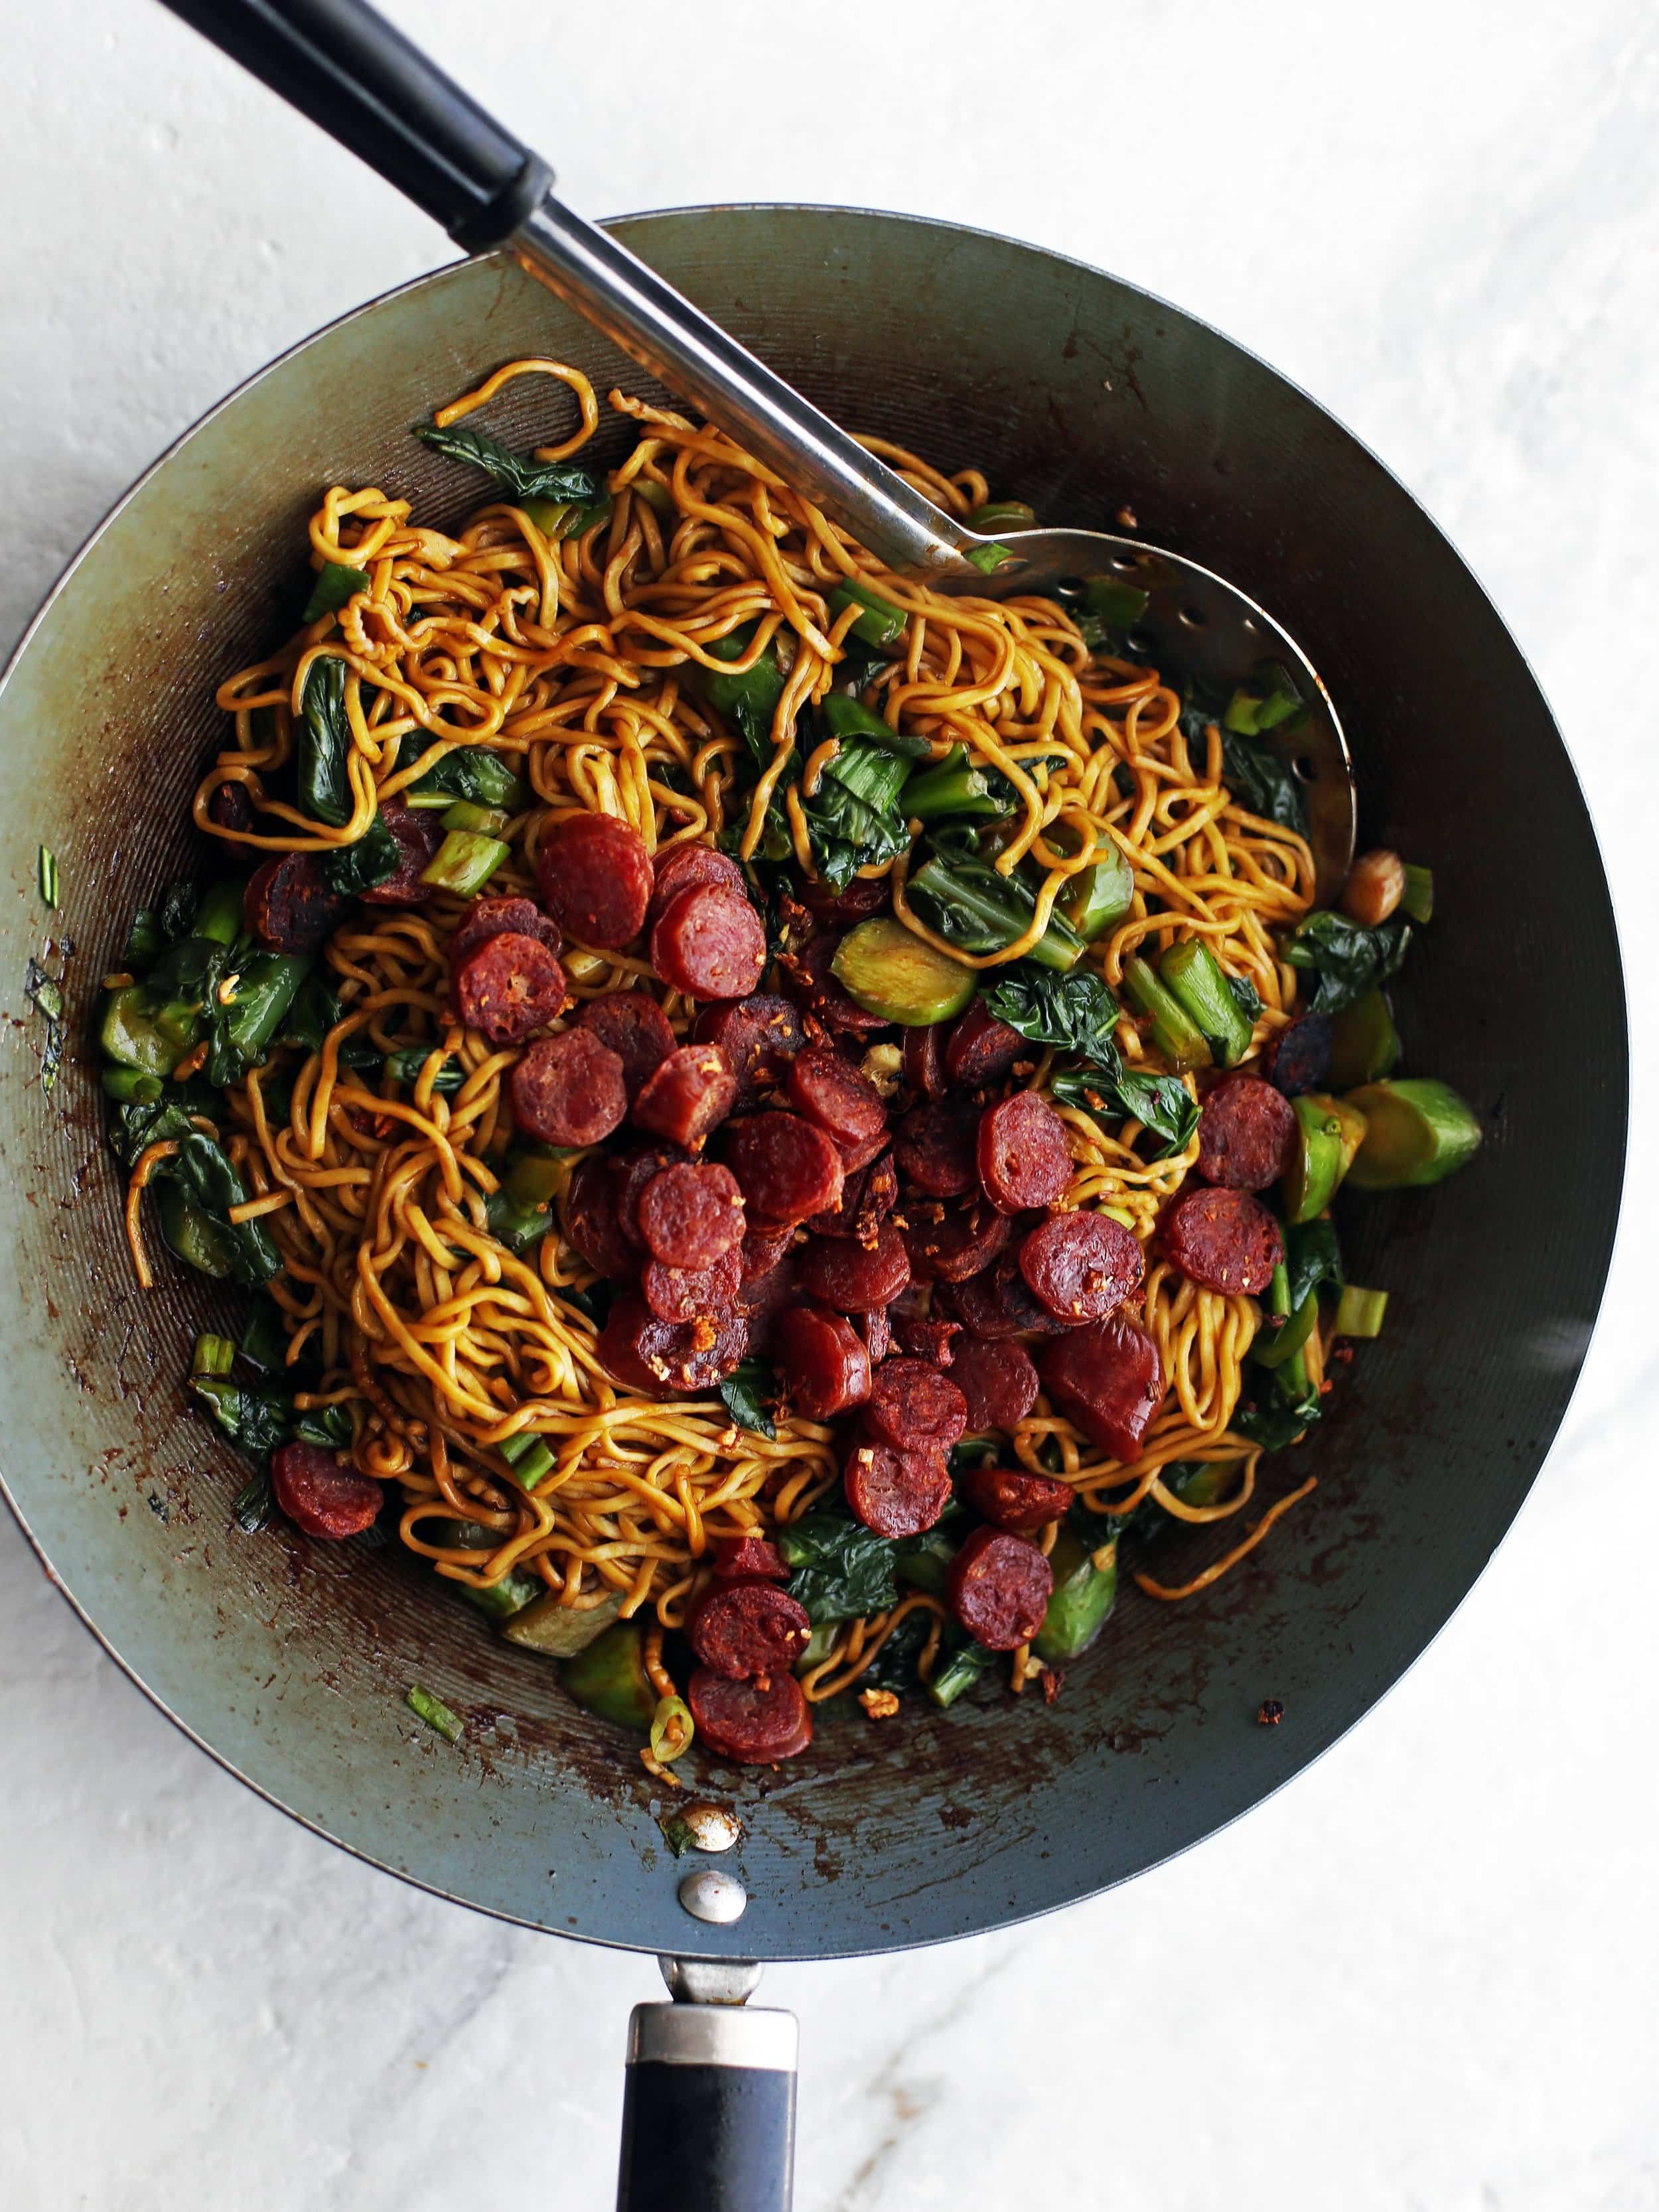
[4,2,1657,2205]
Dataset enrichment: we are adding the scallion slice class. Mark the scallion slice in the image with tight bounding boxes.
[405,1684,464,1743]
[419,830,509,896]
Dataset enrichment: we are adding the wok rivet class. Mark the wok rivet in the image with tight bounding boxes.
[678,1868,747,1925]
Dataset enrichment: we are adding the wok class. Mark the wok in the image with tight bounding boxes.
[0,208,1624,2207]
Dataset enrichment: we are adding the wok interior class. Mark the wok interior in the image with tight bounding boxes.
[0,212,1623,1960]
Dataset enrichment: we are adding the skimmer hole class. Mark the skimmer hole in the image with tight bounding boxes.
[1177,606,1207,630]
[1293,756,1317,783]
[1109,554,1139,574]
[1055,576,1085,600]
[1125,632,1155,658]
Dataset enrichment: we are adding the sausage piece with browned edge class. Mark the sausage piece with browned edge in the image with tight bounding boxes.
[359,798,445,906]
[798,870,888,925]
[687,1580,811,1681]
[774,1306,871,1420]
[853,1307,893,1364]
[946,1526,1054,1651]
[946,1000,1023,1087]
[271,1442,383,1539]
[808,1151,898,1241]
[865,1357,967,1453]
[535,811,653,948]
[947,1252,1066,1340]
[648,841,747,931]
[1040,1314,1165,1460]
[893,1311,960,1368]
[902,1021,948,1101]
[1158,1186,1283,1294]
[949,1334,1039,1431]
[712,1534,788,1581]
[904,1198,1013,1284]
[723,1111,845,1223]
[449,894,563,970]
[978,1089,1072,1213]
[1262,1011,1333,1099]
[455,932,568,1046]
[893,1098,981,1198]
[510,1029,628,1146]
[641,1243,743,1324]
[244,852,350,953]
[598,1288,749,1397]
[739,1222,794,1282]
[795,1224,910,1312]
[961,1464,1075,1534]
[575,991,675,1098]
[1196,1073,1298,1191]
[782,934,890,1033]
[632,1044,739,1149]
[693,995,806,1102]
[636,1161,746,1269]
[844,1438,953,1537]
[688,1667,812,1763]
[651,883,767,1002]
[735,1246,801,1357]
[1018,1211,1144,1322]
[787,1045,886,1150]
[564,1155,636,1279]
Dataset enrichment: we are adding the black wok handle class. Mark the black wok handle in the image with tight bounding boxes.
[153,0,975,575]
[157,0,549,247]
[617,2003,798,2212]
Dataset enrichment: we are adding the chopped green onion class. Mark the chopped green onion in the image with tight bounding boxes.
[1250,1268,1319,1370]
[1121,957,1212,1071]
[966,541,1014,574]
[190,1333,236,1378]
[419,829,509,896]
[926,1639,994,1709]
[966,500,1038,533]
[441,801,510,835]
[37,845,58,908]
[649,1694,695,1763]
[1159,939,1252,1068]
[1334,1285,1390,1338]
[405,1684,465,1743]
[102,1066,162,1104]
[1223,660,1307,735]
[29,974,64,1022]
[498,1430,555,1489]
[829,579,907,648]
[301,563,370,623]
[659,1811,697,1856]
[1401,863,1434,924]
[1080,575,1150,634]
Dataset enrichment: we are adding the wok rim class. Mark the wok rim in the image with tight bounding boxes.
[0,202,1628,1961]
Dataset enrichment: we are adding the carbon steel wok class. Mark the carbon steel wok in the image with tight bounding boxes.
[0,208,1624,2206]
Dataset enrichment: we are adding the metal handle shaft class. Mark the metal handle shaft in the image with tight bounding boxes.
[159,0,981,579]
[512,197,979,577]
